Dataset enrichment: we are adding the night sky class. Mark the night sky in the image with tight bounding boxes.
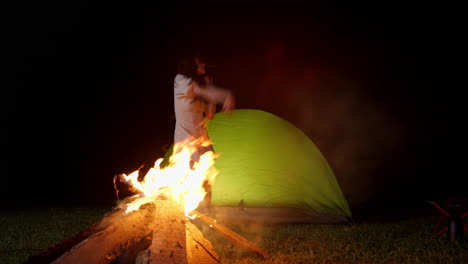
[4,2,466,210]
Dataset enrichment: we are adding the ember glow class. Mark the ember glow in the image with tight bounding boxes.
[120,136,218,216]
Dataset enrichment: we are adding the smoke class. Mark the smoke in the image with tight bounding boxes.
[228,56,407,206]
[288,68,406,206]
[219,41,410,207]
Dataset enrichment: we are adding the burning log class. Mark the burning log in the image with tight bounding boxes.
[23,201,268,264]
[51,203,156,264]
[136,198,221,264]
[191,211,270,260]
[185,221,220,264]
[24,200,223,264]
[148,199,187,264]
[22,204,153,264]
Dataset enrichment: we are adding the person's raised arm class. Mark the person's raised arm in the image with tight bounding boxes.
[190,82,235,113]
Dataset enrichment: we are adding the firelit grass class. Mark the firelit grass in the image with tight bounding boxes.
[1,207,467,264]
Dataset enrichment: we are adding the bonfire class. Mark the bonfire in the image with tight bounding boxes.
[24,136,269,264]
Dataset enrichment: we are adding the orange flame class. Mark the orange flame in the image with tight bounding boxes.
[121,136,218,216]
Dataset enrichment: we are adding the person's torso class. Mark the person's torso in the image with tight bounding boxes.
[173,74,208,141]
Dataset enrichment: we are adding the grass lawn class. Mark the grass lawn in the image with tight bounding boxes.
[1,206,466,264]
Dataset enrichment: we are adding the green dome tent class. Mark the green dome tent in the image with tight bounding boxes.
[163,109,351,224]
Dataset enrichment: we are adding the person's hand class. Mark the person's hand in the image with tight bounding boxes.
[222,93,235,112]
[206,103,215,120]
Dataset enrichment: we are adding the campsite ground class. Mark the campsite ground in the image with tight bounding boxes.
[1,204,466,264]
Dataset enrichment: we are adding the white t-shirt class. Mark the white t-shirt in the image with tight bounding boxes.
[173,74,230,143]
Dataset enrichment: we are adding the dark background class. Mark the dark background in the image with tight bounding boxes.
[3,2,466,212]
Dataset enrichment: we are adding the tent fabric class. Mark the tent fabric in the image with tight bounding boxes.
[162,109,351,223]
[212,207,349,225]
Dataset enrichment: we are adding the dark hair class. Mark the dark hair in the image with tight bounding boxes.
[178,54,206,86]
